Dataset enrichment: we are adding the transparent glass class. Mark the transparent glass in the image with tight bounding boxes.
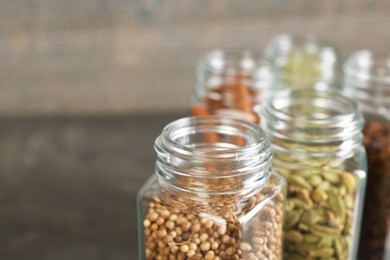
[261,90,367,260]
[190,49,274,124]
[343,50,390,260]
[386,239,390,260]
[137,117,286,260]
[264,34,340,89]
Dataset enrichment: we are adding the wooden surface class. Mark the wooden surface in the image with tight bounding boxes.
[0,113,181,259]
[0,0,390,116]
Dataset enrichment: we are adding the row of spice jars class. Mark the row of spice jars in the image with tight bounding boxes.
[189,35,390,259]
[137,35,389,259]
[137,89,368,259]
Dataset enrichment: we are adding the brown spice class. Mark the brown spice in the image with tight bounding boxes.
[359,119,390,260]
[191,76,261,147]
[190,101,219,143]
[142,183,284,259]
[191,75,260,126]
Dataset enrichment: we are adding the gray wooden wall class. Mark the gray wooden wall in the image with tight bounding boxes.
[1,0,389,116]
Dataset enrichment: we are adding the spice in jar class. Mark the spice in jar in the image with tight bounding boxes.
[264,34,339,89]
[343,49,390,259]
[275,160,360,259]
[191,50,274,125]
[142,182,284,259]
[280,49,321,88]
[359,119,390,259]
[138,117,286,260]
[261,90,367,259]
[191,74,260,124]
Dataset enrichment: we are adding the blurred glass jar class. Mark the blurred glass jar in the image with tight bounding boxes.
[190,50,274,124]
[264,34,340,89]
[343,50,390,260]
[386,238,390,260]
[137,117,286,260]
[261,89,367,260]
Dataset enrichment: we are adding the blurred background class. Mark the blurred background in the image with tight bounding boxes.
[1,1,390,259]
[2,0,390,116]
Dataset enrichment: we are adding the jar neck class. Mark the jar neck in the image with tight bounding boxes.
[343,50,390,120]
[264,34,340,87]
[154,117,272,195]
[261,89,364,159]
[195,50,274,99]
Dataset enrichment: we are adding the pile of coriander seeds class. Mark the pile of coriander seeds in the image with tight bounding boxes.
[142,182,284,260]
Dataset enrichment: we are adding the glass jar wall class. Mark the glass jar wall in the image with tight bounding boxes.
[137,117,286,260]
[261,90,367,259]
[191,50,274,124]
[264,34,340,90]
[343,50,390,260]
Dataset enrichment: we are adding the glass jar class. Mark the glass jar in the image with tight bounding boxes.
[343,50,390,260]
[386,239,390,260]
[264,34,340,89]
[190,50,274,124]
[261,90,367,260]
[137,117,286,260]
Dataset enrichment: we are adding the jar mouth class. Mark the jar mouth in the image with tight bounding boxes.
[343,50,390,116]
[264,34,339,86]
[195,50,274,95]
[264,33,337,58]
[261,89,364,157]
[156,116,270,161]
[264,89,360,125]
[197,49,258,76]
[154,117,272,194]
[344,50,390,80]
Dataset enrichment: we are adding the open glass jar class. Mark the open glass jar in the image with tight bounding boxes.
[261,90,367,260]
[264,34,340,90]
[137,117,286,260]
[190,50,274,124]
[343,50,390,260]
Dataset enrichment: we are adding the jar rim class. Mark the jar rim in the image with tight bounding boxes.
[263,89,361,125]
[196,49,258,76]
[154,116,273,194]
[263,34,340,86]
[195,49,275,93]
[157,116,270,160]
[344,49,390,80]
[261,89,365,159]
[261,89,365,158]
[264,33,339,58]
[343,50,390,117]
